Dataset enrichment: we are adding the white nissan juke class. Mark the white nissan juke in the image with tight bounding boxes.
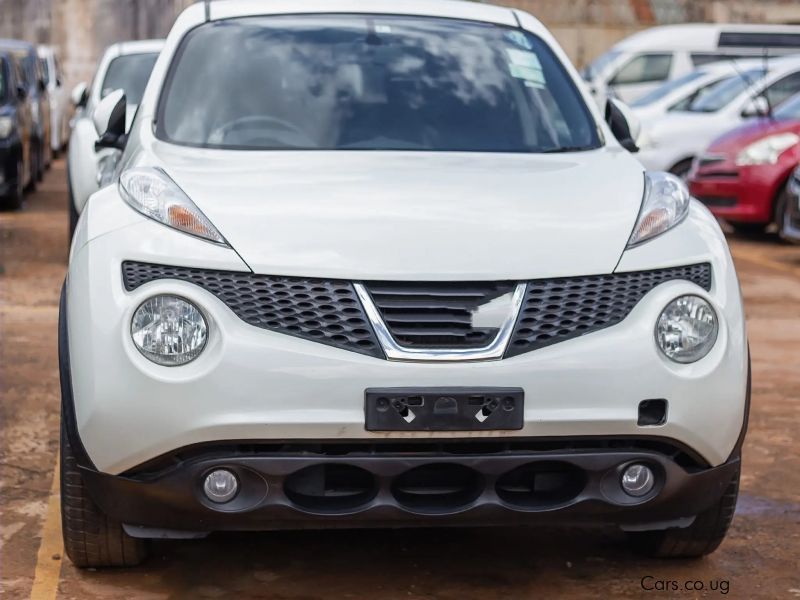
[61,0,749,568]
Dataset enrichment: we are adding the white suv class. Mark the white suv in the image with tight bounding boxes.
[62,0,749,568]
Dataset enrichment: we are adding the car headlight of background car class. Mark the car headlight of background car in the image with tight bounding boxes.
[131,295,208,366]
[627,171,690,247]
[0,116,14,139]
[119,167,228,245]
[655,295,718,363]
[735,133,799,166]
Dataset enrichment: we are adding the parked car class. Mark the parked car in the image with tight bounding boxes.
[61,0,748,568]
[583,24,800,103]
[67,39,163,236]
[637,55,800,177]
[0,50,34,209]
[38,45,69,157]
[630,59,762,123]
[780,164,800,242]
[0,39,50,180]
[689,93,800,233]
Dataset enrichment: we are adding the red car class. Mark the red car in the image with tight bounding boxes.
[689,93,800,233]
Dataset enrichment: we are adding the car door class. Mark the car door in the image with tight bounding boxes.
[608,52,674,103]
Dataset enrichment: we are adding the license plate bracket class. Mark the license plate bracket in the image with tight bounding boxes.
[365,387,524,432]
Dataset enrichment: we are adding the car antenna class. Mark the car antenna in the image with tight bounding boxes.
[723,55,762,113]
[762,49,775,120]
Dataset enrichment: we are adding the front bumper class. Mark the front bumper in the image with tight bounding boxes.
[66,198,749,475]
[688,162,785,224]
[78,441,741,534]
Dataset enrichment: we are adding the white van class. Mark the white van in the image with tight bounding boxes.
[583,24,800,103]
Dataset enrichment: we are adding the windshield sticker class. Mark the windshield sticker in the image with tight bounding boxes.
[506,49,542,70]
[506,49,545,87]
[504,30,532,50]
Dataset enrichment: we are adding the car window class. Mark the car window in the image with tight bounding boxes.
[101,53,159,105]
[582,49,622,80]
[685,68,766,112]
[764,71,800,109]
[158,15,600,153]
[775,92,800,120]
[610,53,673,85]
[668,76,728,111]
[631,70,706,107]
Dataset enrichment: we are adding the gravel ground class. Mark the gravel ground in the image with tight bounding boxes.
[1,161,799,599]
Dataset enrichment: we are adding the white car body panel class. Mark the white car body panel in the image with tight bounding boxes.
[68,0,748,486]
[636,56,800,172]
[67,40,164,215]
[129,141,643,280]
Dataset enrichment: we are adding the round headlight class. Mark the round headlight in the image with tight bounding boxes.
[655,295,718,363]
[131,295,208,366]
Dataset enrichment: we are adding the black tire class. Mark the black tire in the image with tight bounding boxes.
[774,183,790,240]
[60,413,147,568]
[627,463,740,558]
[36,144,45,182]
[1,158,25,210]
[669,158,694,181]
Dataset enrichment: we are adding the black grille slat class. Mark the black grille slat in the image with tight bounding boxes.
[121,262,384,358]
[505,263,712,358]
[365,281,517,349]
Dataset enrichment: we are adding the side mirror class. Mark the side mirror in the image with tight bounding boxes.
[605,98,641,153]
[38,79,47,94]
[93,89,127,151]
[16,85,27,102]
[70,82,88,108]
[56,77,62,88]
[741,96,769,118]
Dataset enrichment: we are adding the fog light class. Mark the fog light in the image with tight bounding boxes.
[131,295,207,366]
[621,464,654,497]
[655,295,718,363]
[203,469,239,503]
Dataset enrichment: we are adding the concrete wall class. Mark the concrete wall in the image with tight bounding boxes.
[2,0,800,91]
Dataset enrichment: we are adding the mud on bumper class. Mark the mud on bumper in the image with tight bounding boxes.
[77,440,741,536]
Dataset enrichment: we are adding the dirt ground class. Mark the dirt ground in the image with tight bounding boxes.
[1,160,799,600]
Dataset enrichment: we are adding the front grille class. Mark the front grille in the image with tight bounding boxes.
[122,262,384,358]
[122,262,711,361]
[363,281,516,348]
[505,263,712,358]
[696,154,727,169]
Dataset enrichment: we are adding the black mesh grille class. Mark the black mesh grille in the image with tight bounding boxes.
[364,281,516,348]
[505,263,711,358]
[122,262,384,358]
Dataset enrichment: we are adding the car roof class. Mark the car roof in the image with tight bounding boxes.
[200,0,520,28]
[614,23,800,52]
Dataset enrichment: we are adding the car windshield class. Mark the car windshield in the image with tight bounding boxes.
[631,70,707,107]
[101,53,159,105]
[158,15,600,153]
[582,49,621,80]
[775,92,800,120]
[684,68,766,113]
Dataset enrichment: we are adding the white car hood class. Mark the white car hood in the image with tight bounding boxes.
[151,146,645,281]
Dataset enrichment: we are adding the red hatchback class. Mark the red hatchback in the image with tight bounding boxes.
[689,93,800,233]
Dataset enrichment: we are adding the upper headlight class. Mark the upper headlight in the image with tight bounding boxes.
[0,116,14,139]
[735,133,799,166]
[119,167,228,245]
[627,172,690,247]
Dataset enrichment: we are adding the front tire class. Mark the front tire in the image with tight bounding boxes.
[0,158,25,210]
[627,463,740,558]
[60,413,147,567]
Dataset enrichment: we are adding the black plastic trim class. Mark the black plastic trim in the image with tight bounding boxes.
[59,280,96,470]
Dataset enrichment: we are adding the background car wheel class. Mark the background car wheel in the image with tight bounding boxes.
[669,158,694,181]
[60,418,148,568]
[26,148,38,192]
[627,462,740,559]
[1,158,25,210]
[774,184,790,241]
[36,144,45,182]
